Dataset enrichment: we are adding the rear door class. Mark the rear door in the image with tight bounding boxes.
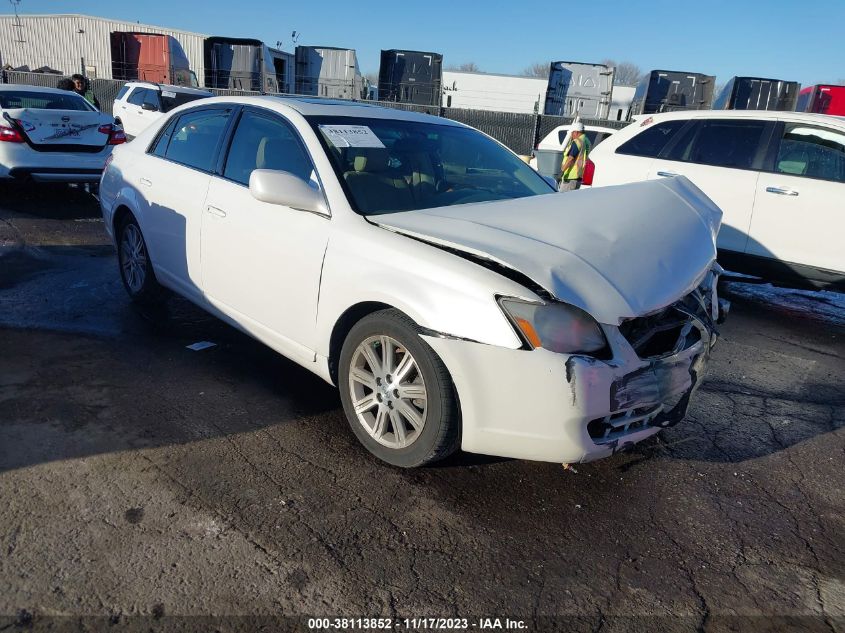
[590,118,688,186]
[647,117,773,254]
[200,107,330,362]
[137,105,234,299]
[749,120,845,277]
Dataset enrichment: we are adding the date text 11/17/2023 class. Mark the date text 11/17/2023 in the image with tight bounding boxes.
[307,617,528,630]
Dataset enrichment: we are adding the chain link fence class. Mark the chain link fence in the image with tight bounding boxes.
[1,70,630,155]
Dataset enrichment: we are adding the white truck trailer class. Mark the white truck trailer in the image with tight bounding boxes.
[441,70,547,114]
[543,61,614,119]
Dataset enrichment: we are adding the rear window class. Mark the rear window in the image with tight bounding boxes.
[162,108,231,172]
[0,90,93,111]
[616,120,686,157]
[160,91,210,113]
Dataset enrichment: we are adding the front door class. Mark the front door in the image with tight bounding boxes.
[749,121,845,276]
[200,108,330,363]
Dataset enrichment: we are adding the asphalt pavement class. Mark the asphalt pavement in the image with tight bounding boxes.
[0,186,842,632]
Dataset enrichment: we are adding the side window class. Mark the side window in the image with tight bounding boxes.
[685,119,767,170]
[127,88,147,106]
[116,85,130,101]
[150,116,179,158]
[143,90,161,111]
[616,120,687,157]
[774,124,845,183]
[222,110,315,186]
[663,121,701,162]
[164,109,231,172]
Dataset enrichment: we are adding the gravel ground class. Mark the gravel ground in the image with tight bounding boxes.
[0,187,842,632]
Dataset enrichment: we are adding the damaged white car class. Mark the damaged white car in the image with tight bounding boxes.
[99,96,728,467]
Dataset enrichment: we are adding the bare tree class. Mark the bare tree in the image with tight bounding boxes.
[520,62,549,78]
[602,59,643,86]
[837,78,845,85]
[446,62,481,72]
[363,71,378,85]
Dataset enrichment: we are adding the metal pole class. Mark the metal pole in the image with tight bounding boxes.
[81,57,85,76]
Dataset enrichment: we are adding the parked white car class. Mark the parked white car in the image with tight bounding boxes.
[0,84,124,183]
[587,110,845,290]
[113,82,212,139]
[100,96,726,467]
[529,122,618,171]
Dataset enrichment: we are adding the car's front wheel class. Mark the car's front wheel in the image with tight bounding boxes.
[338,309,461,467]
[116,214,163,305]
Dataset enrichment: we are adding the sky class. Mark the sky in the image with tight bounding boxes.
[3,0,844,86]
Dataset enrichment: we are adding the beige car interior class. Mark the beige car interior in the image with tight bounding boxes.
[342,145,438,212]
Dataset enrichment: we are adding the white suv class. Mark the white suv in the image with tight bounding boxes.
[587,110,845,290]
[113,82,212,139]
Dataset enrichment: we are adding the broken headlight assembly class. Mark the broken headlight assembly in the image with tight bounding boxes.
[499,298,608,355]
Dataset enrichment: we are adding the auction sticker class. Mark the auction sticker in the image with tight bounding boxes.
[319,125,385,148]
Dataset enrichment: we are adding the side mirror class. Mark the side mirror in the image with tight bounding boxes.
[141,102,158,111]
[249,169,327,214]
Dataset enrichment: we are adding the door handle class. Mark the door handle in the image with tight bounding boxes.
[205,205,227,218]
[765,186,799,196]
[139,178,152,187]
[656,171,680,177]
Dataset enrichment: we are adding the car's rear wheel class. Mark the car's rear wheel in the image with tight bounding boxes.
[338,309,460,467]
[117,214,163,305]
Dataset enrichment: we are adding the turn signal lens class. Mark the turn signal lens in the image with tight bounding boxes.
[582,159,595,186]
[500,298,608,355]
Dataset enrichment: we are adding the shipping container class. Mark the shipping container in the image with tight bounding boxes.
[630,70,715,117]
[441,70,547,114]
[204,37,292,93]
[0,14,206,80]
[713,76,800,111]
[110,32,197,87]
[543,61,613,119]
[378,49,442,106]
[295,46,363,99]
[795,84,845,115]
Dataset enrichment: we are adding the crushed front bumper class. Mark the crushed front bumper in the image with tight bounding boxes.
[422,277,725,464]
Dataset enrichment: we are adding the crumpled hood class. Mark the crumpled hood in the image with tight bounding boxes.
[370,176,722,325]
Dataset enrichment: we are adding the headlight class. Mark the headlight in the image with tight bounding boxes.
[499,298,608,355]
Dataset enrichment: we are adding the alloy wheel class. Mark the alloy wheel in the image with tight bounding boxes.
[348,335,427,449]
[120,223,147,294]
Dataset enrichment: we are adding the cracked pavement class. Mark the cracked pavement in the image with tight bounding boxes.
[0,186,843,632]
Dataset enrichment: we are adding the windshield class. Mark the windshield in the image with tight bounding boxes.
[308,115,554,215]
[0,90,93,111]
[160,90,209,113]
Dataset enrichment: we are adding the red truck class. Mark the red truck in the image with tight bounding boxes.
[110,32,198,87]
[796,84,845,115]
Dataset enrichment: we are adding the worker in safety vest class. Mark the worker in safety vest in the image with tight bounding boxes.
[558,121,590,191]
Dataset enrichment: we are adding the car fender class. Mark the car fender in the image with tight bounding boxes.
[315,223,535,359]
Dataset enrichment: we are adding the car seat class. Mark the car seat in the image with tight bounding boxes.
[343,149,415,213]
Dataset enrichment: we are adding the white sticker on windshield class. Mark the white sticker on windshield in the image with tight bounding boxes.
[319,125,385,149]
[161,91,177,98]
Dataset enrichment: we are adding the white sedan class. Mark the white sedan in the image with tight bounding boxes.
[0,84,125,183]
[99,96,726,467]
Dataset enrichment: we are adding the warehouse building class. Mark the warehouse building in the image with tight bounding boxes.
[0,13,206,81]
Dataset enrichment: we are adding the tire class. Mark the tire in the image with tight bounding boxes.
[338,309,461,468]
[116,214,163,305]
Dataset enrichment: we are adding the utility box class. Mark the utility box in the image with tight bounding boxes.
[378,49,442,106]
[714,76,800,111]
[544,61,613,119]
[630,70,715,117]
